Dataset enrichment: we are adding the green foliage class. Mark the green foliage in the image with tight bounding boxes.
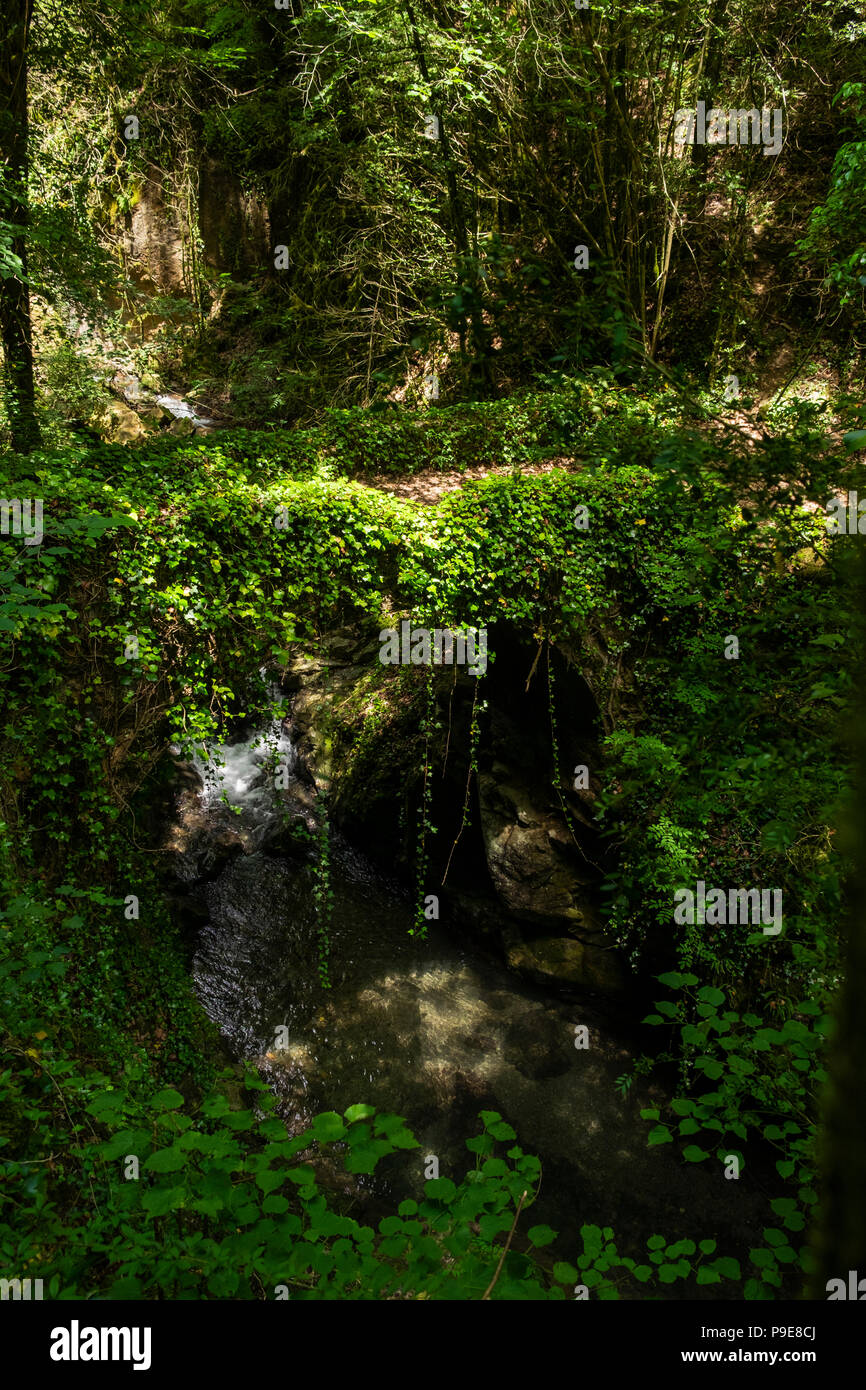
[639,969,825,1293]
[1,379,859,1300]
[797,82,866,311]
[0,972,567,1304]
[1,0,862,1303]
[192,382,605,477]
[110,0,861,403]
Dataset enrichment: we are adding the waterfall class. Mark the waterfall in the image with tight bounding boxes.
[191,679,296,821]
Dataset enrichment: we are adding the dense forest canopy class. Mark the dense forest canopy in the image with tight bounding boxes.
[1,0,864,436]
[1,0,865,1318]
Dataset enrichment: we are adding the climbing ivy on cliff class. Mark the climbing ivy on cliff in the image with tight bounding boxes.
[1,384,861,1298]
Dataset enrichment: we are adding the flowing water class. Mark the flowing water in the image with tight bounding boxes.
[183,714,764,1276]
[156,392,216,430]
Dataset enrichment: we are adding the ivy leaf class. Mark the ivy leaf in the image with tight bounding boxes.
[143,1146,186,1172]
[311,1111,347,1143]
[466,1134,495,1155]
[424,1177,457,1201]
[151,1088,184,1110]
[648,1125,672,1146]
[681,1023,707,1046]
[256,1169,286,1194]
[98,1128,150,1160]
[581,1224,603,1251]
[141,1185,185,1215]
[682,1145,710,1162]
[527,1225,557,1248]
[345,1103,376,1123]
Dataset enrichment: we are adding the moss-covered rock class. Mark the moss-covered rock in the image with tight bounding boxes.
[503,929,627,995]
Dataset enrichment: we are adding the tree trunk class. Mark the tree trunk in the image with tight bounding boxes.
[808,548,866,1295]
[403,0,494,394]
[0,0,41,454]
[690,0,730,184]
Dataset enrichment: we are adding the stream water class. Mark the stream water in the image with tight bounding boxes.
[182,713,764,1282]
[107,365,218,432]
[156,392,216,430]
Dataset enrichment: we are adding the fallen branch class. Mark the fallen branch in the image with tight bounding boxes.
[481,1188,529,1301]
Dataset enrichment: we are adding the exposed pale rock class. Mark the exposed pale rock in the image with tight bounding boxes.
[504,930,626,995]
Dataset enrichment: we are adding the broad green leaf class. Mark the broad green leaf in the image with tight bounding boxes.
[527,1224,557,1248]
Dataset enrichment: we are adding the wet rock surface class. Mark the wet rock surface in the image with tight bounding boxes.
[186,842,767,1278]
[161,696,771,1291]
[503,928,627,997]
[274,626,627,993]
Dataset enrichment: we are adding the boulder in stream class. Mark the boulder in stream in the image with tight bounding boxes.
[503,926,627,996]
[95,399,150,444]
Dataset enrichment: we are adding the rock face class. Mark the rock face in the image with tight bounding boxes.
[167,416,196,438]
[503,930,626,995]
[198,157,270,277]
[97,399,150,444]
[272,624,629,999]
[163,754,317,888]
[478,772,596,928]
[162,777,247,887]
[475,773,626,994]
[117,157,269,297]
[124,163,188,296]
[136,401,174,426]
[466,633,626,993]
[283,635,380,797]
[164,624,628,998]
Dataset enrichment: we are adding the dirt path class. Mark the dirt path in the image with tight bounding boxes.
[362,456,582,504]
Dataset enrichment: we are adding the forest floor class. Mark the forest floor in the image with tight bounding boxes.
[362,363,852,506]
[366,456,579,504]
